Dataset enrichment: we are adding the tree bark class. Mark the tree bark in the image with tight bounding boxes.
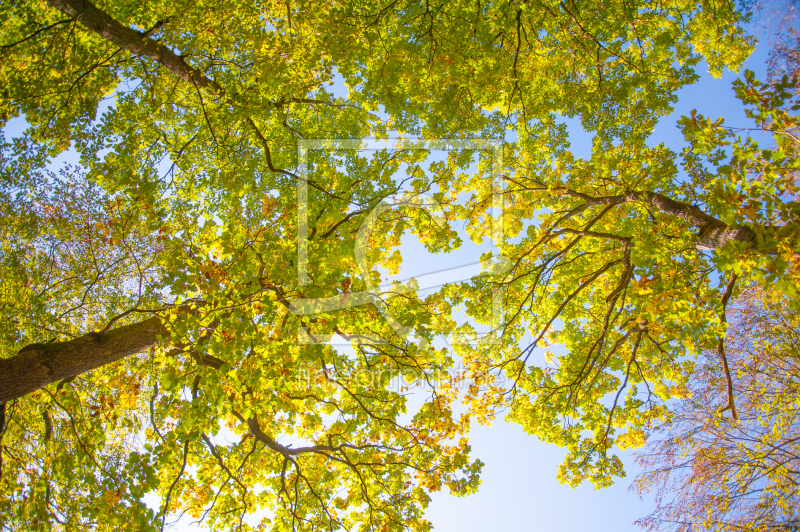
[717,273,739,420]
[561,188,760,250]
[630,191,758,251]
[0,316,166,403]
[45,0,221,91]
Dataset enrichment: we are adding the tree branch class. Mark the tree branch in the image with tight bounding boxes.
[556,188,759,250]
[44,0,221,92]
[717,273,738,420]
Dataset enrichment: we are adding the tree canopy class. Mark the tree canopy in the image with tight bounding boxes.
[0,0,797,530]
[634,281,800,531]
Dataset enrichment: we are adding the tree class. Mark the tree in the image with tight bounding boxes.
[0,0,793,530]
[0,1,483,528]
[448,67,800,488]
[628,30,800,531]
[632,281,800,531]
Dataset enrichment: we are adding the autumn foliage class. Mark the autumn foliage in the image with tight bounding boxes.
[0,0,798,530]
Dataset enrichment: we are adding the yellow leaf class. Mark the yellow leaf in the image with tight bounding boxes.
[103,489,122,511]
[119,392,137,408]
[617,429,646,450]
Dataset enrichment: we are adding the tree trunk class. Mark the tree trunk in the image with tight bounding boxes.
[631,191,758,250]
[45,0,220,91]
[0,316,166,403]
[562,188,761,251]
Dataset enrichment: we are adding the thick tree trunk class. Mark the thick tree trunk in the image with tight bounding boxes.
[0,316,166,403]
[630,191,758,250]
[45,0,220,91]
[563,188,761,251]
[694,225,758,251]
